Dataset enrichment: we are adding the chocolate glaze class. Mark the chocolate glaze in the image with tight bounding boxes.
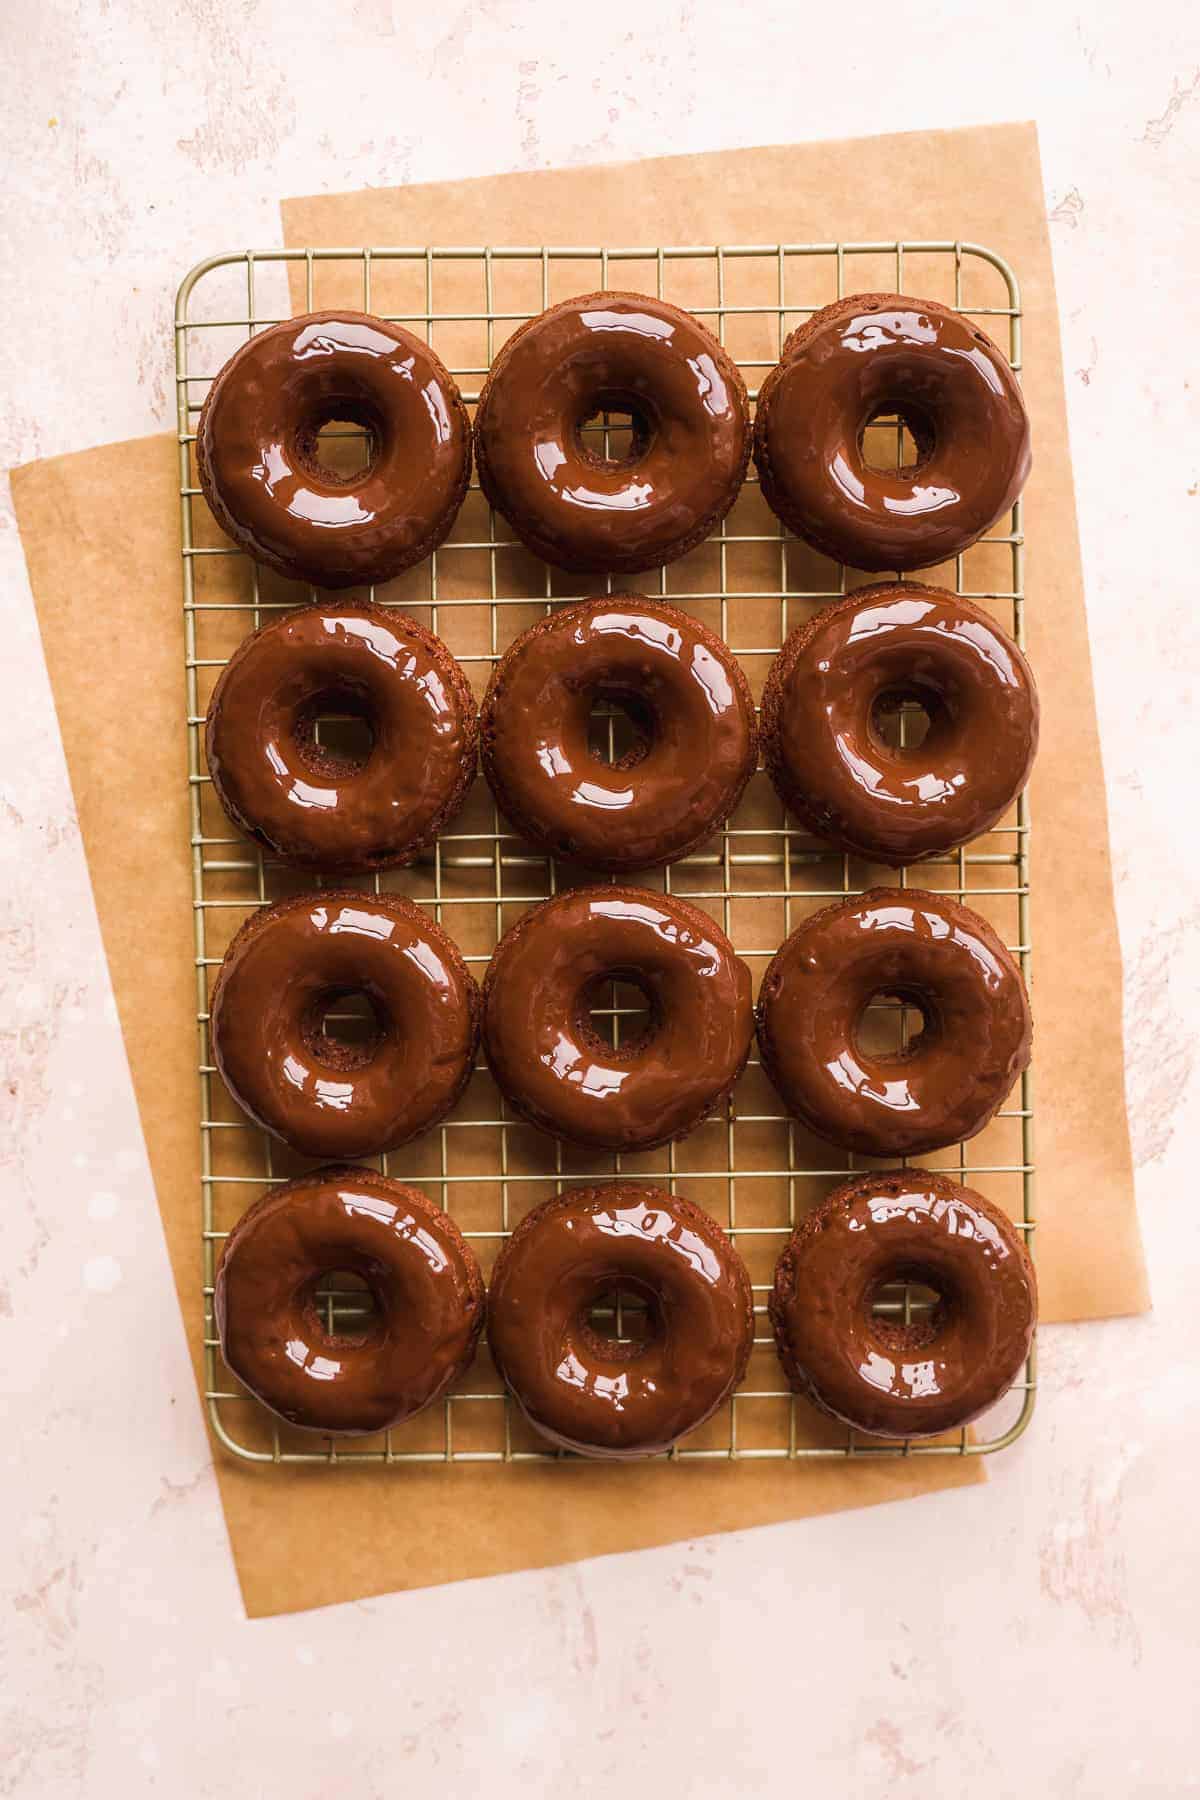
[205,601,478,872]
[211,891,479,1160]
[481,596,757,871]
[760,582,1038,865]
[475,292,750,573]
[754,294,1031,572]
[770,1169,1036,1439]
[488,1184,754,1458]
[216,1165,485,1435]
[197,311,471,588]
[483,886,753,1152]
[756,888,1031,1157]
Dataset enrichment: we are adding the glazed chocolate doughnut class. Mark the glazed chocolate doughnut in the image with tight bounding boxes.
[481,597,757,871]
[197,311,471,588]
[770,1169,1035,1439]
[205,601,477,872]
[211,891,478,1160]
[756,888,1031,1157]
[483,886,753,1151]
[216,1165,484,1435]
[488,1184,753,1458]
[760,582,1038,865]
[474,292,750,573]
[753,293,1031,571]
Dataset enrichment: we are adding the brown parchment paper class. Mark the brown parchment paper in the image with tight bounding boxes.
[10,124,1144,1620]
[282,121,1149,1326]
[14,432,985,1624]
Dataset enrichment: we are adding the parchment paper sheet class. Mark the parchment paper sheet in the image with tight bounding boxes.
[282,122,1148,1326]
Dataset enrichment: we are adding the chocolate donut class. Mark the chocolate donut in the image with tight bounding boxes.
[205,601,477,872]
[756,888,1031,1157]
[216,1165,484,1435]
[770,1169,1035,1439]
[483,886,753,1151]
[488,1184,753,1458]
[197,311,471,588]
[474,292,750,573]
[760,582,1038,865]
[211,891,478,1160]
[753,294,1031,571]
[481,597,757,871]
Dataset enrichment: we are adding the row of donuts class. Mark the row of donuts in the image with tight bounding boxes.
[206,589,1038,878]
[210,884,1030,1166]
[197,289,1031,591]
[217,1164,1035,1456]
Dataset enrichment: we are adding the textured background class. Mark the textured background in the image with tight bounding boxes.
[1,2,1198,1794]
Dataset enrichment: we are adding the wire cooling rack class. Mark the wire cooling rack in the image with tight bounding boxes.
[175,239,1035,1467]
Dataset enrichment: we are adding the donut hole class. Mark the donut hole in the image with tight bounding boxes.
[586,688,656,768]
[859,402,936,477]
[294,689,376,776]
[580,1280,660,1360]
[576,970,659,1059]
[574,392,656,469]
[867,1269,951,1355]
[294,399,381,485]
[855,987,933,1061]
[302,986,385,1071]
[304,1267,385,1347]
[868,683,942,754]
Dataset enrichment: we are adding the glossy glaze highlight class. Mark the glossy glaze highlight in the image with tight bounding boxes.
[770,1169,1036,1439]
[483,885,753,1151]
[475,291,751,573]
[210,890,479,1159]
[761,582,1038,864]
[756,888,1031,1157]
[197,310,471,587]
[216,1165,485,1435]
[754,293,1031,571]
[205,601,478,872]
[488,1184,754,1458]
[481,596,757,870]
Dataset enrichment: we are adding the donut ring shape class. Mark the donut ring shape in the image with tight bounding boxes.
[770,1168,1036,1440]
[210,890,479,1160]
[205,601,478,873]
[487,1184,754,1458]
[216,1165,484,1436]
[753,292,1031,572]
[760,582,1038,865]
[482,885,753,1152]
[481,596,757,871]
[197,310,471,588]
[756,888,1031,1158]
[474,291,750,573]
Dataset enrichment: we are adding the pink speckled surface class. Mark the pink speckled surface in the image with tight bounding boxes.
[1,1,1198,1793]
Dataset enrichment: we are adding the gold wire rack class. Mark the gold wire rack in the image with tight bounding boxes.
[175,239,1035,1467]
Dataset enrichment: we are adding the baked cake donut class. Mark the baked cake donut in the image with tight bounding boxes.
[481,596,757,870]
[770,1169,1036,1439]
[197,311,471,587]
[216,1165,484,1435]
[756,888,1031,1157]
[205,601,477,872]
[760,582,1038,864]
[483,886,753,1151]
[474,292,750,572]
[211,891,478,1160]
[488,1183,754,1458]
[753,293,1031,571]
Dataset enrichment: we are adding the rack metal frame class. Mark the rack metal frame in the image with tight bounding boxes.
[175,239,1035,1467]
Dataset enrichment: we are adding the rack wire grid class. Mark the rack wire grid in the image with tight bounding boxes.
[175,238,1035,1468]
